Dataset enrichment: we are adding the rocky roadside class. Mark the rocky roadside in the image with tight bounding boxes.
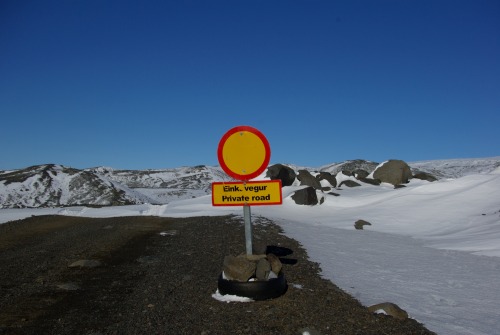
[0,215,436,335]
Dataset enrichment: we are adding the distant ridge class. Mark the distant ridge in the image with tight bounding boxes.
[1,157,499,209]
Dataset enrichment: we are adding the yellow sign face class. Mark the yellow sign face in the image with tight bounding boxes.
[222,131,266,177]
[212,180,282,206]
[217,126,271,180]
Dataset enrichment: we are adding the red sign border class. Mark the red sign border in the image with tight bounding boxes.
[217,125,271,181]
[211,180,282,206]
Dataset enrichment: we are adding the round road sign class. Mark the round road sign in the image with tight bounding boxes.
[217,126,271,180]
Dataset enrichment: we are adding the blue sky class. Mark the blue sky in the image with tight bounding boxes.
[1,0,499,170]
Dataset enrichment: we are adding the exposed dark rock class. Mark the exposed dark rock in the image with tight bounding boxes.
[353,169,369,179]
[358,177,381,186]
[341,170,352,176]
[297,170,322,190]
[316,172,337,188]
[412,172,438,182]
[265,164,296,186]
[291,187,318,205]
[354,220,372,230]
[373,160,412,186]
[338,180,361,188]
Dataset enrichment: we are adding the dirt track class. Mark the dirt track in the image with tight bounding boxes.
[0,215,435,334]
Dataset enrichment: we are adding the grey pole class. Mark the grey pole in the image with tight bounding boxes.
[243,204,252,255]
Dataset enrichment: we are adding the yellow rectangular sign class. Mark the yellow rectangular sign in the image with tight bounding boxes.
[212,180,282,206]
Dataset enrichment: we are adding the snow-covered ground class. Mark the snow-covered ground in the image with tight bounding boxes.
[1,166,500,335]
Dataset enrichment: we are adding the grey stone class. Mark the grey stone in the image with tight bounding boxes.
[223,255,256,282]
[413,172,437,182]
[256,258,271,280]
[373,160,412,185]
[297,170,322,190]
[266,164,296,186]
[354,219,372,230]
[316,172,337,188]
[339,180,361,188]
[291,187,318,205]
[353,169,369,179]
[358,177,381,186]
[245,254,267,262]
[266,253,282,274]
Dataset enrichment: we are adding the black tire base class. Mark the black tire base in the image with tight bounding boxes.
[217,273,287,301]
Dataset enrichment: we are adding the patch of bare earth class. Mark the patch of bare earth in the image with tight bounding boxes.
[0,215,435,335]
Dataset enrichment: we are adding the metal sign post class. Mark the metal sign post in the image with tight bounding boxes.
[243,204,252,255]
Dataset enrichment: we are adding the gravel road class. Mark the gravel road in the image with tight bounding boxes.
[0,215,435,335]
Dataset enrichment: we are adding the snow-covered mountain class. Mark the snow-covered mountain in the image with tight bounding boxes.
[0,164,231,208]
[1,157,499,209]
[318,157,500,179]
[407,157,500,179]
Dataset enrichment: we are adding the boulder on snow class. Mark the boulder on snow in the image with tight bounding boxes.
[412,171,437,182]
[266,164,296,186]
[297,170,323,190]
[354,219,372,230]
[373,160,412,186]
[353,169,369,179]
[291,187,318,205]
[338,180,361,188]
[316,172,337,188]
[358,177,381,186]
